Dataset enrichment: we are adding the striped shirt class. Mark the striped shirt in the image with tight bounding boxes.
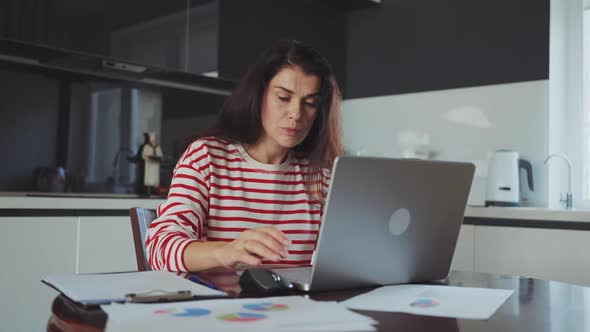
[145,137,330,272]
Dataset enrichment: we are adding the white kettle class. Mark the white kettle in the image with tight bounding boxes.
[486,150,534,207]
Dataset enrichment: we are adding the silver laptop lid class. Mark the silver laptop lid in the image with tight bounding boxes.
[307,156,475,291]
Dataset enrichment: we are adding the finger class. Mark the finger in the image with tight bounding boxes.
[244,239,283,261]
[256,228,290,258]
[247,231,289,258]
[258,227,291,246]
[238,251,261,266]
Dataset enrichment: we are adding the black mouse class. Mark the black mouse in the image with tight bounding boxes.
[238,268,294,296]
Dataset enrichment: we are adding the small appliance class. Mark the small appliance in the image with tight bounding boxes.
[486,150,534,207]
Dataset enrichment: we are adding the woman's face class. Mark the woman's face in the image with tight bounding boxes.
[259,65,320,150]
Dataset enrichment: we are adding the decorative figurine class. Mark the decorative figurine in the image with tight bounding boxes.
[141,132,163,195]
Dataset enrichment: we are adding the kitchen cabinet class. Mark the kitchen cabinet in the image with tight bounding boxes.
[0,211,141,332]
[474,225,590,287]
[451,225,475,272]
[217,0,347,83]
[187,0,219,76]
[0,0,189,72]
[0,0,358,85]
[344,0,549,99]
[0,217,78,332]
[109,0,190,72]
[0,0,109,57]
[77,216,138,274]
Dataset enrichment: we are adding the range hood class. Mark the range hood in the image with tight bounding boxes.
[0,38,235,96]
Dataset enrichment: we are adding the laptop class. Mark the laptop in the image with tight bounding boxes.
[272,156,475,292]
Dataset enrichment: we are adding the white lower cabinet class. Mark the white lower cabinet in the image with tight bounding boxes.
[0,215,139,332]
[4,213,590,332]
[77,216,138,274]
[451,225,475,272]
[474,225,590,287]
[0,217,78,332]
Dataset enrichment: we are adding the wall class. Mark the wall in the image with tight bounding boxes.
[0,60,227,192]
[342,80,550,207]
[161,113,218,185]
[159,87,225,184]
[162,114,218,156]
[0,67,59,191]
[161,86,225,157]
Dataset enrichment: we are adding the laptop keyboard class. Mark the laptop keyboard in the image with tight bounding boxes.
[272,266,312,285]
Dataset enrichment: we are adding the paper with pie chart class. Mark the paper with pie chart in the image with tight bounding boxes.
[342,284,514,319]
[102,296,377,332]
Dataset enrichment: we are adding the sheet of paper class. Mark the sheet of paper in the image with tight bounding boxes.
[43,271,226,305]
[102,296,376,332]
[343,285,514,320]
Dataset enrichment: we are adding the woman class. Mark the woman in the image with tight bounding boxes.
[146,40,343,272]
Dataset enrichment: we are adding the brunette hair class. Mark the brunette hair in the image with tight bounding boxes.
[199,40,344,202]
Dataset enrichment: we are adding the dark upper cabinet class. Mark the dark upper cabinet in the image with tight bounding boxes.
[186,0,219,77]
[0,0,237,97]
[345,0,549,98]
[0,1,107,55]
[1,0,546,100]
[108,0,191,72]
[0,0,189,71]
[0,0,379,95]
[217,0,348,89]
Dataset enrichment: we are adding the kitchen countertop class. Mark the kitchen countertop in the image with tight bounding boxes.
[0,191,164,199]
[465,206,590,223]
[1,193,589,224]
[0,192,164,210]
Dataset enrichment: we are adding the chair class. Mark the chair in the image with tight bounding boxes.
[129,207,157,271]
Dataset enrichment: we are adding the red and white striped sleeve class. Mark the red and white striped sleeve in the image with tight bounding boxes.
[145,141,211,272]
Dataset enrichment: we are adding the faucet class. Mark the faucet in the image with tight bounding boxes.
[112,148,134,184]
[543,153,573,209]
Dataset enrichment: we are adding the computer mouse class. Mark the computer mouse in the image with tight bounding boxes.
[238,268,294,296]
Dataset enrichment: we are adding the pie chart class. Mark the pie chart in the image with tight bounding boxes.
[409,298,440,308]
[243,302,289,311]
[173,308,211,317]
[218,312,267,322]
[153,308,211,317]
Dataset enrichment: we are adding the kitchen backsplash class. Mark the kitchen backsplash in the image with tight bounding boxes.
[0,58,551,206]
[0,62,225,194]
[341,79,550,208]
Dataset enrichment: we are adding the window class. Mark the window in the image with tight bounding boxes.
[550,0,587,209]
[584,2,590,200]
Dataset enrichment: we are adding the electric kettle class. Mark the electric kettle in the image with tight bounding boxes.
[486,150,534,207]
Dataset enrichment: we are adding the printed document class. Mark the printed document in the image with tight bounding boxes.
[102,296,376,332]
[343,285,514,319]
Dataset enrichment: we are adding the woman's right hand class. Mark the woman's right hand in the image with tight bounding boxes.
[214,227,291,268]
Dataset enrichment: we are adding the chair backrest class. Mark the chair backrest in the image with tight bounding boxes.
[129,207,157,271]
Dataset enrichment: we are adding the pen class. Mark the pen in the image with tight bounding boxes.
[126,290,193,303]
[188,275,220,290]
